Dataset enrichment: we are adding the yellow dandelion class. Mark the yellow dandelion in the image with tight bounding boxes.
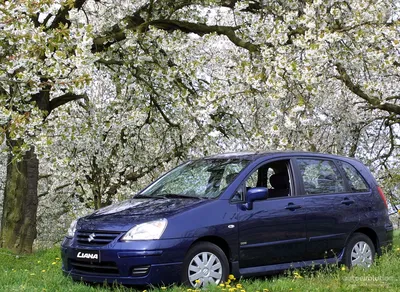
[161,287,167,290]
[341,266,346,271]
[226,284,231,288]
[220,283,225,287]
[293,272,303,279]
[55,257,60,260]
[195,279,201,284]
[42,269,46,273]
[240,290,246,292]
[226,279,231,284]
[142,290,147,292]
[228,274,236,280]
[52,262,57,265]
[263,289,269,292]
[236,284,243,289]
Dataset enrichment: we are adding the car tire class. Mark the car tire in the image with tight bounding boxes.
[181,241,229,288]
[343,233,375,269]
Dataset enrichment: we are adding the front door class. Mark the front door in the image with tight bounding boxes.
[238,196,307,268]
[236,159,307,268]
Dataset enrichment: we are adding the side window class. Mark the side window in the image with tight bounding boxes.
[232,160,291,201]
[231,170,258,202]
[339,161,370,192]
[245,171,258,189]
[297,159,345,195]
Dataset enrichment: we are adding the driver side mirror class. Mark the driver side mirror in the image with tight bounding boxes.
[242,187,268,210]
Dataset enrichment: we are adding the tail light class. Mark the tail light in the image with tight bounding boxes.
[377,186,388,209]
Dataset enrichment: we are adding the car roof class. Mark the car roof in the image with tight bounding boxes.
[204,151,362,163]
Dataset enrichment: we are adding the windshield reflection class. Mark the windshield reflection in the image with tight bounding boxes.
[138,159,250,199]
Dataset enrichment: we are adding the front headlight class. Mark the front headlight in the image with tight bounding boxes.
[67,219,78,238]
[121,218,168,241]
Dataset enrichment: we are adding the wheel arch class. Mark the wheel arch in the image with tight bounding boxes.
[182,236,231,287]
[351,227,380,255]
[190,236,232,263]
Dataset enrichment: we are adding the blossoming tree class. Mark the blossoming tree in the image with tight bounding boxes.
[1,0,400,253]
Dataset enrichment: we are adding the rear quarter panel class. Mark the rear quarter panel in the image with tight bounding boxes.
[343,158,393,251]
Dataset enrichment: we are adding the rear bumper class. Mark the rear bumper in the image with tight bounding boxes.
[379,222,394,253]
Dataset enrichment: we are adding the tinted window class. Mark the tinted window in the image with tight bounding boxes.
[297,159,345,195]
[339,161,370,192]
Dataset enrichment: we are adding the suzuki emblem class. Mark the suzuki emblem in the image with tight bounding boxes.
[88,233,96,242]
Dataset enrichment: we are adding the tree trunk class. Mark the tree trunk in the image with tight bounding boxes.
[0,141,38,254]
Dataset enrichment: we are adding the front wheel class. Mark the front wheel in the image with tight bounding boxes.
[343,233,375,269]
[181,242,229,288]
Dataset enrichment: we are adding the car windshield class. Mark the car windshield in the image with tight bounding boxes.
[138,158,250,199]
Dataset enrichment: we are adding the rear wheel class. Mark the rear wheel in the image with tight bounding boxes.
[181,242,229,288]
[343,233,375,268]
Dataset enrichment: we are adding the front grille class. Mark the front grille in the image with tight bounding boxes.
[76,230,121,246]
[71,259,119,275]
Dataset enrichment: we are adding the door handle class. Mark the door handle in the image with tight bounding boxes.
[285,203,302,210]
[341,198,355,205]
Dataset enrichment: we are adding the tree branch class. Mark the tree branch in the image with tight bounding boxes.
[38,183,72,198]
[335,63,400,115]
[96,58,125,66]
[93,19,262,53]
[149,95,180,128]
[50,93,87,112]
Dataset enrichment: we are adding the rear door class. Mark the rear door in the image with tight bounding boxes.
[295,158,360,260]
[237,159,307,268]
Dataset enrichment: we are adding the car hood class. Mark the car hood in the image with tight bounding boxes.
[77,198,209,231]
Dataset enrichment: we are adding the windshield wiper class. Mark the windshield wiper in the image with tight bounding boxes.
[160,194,202,200]
[134,194,164,199]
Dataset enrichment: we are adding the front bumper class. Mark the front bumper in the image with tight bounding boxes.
[61,237,191,285]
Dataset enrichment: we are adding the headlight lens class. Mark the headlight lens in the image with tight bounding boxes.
[121,218,168,241]
[67,219,78,238]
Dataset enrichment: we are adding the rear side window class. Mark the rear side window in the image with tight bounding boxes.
[339,161,370,192]
[297,159,345,195]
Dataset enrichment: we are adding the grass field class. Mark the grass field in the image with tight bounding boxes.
[1,231,399,292]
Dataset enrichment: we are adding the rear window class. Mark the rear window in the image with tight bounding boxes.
[297,159,345,195]
[339,161,370,192]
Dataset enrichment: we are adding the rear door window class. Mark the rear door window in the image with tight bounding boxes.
[297,159,345,195]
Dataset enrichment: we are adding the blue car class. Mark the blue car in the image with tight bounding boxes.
[61,152,393,288]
